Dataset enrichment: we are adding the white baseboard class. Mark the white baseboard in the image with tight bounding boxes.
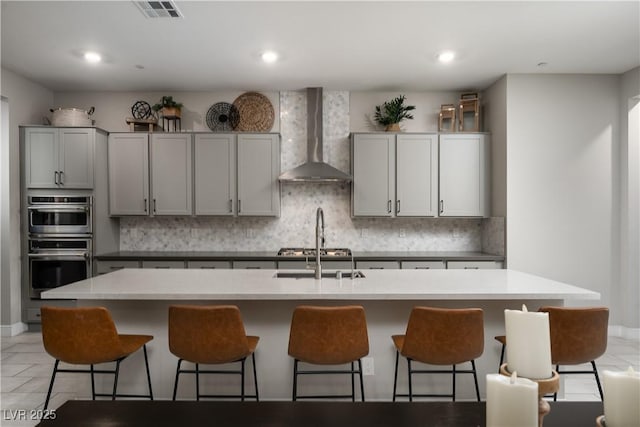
[609,325,640,341]
[0,322,28,337]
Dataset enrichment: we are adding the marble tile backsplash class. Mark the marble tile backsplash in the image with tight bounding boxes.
[119,90,505,254]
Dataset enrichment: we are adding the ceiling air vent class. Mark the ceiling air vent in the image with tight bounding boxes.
[134,1,183,18]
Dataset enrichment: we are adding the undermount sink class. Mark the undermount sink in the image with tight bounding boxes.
[274,271,365,279]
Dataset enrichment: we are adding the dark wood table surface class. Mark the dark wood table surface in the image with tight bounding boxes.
[36,400,603,427]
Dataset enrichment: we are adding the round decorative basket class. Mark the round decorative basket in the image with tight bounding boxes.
[232,92,274,132]
[206,102,240,132]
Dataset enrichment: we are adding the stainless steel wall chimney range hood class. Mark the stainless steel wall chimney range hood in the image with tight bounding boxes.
[278,88,352,183]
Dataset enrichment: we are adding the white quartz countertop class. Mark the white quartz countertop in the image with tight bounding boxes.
[41,269,600,301]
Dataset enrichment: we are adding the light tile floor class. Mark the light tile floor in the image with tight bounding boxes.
[1,332,638,426]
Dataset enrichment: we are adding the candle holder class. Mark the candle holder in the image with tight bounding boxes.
[500,364,560,427]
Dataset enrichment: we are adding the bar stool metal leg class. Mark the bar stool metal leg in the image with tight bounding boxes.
[452,364,456,402]
[407,359,413,402]
[172,359,182,400]
[472,360,481,401]
[292,359,299,401]
[44,360,59,410]
[350,361,355,402]
[143,344,153,400]
[112,359,122,400]
[358,359,365,402]
[195,363,200,401]
[90,364,96,400]
[252,353,259,401]
[241,358,246,402]
[392,351,400,402]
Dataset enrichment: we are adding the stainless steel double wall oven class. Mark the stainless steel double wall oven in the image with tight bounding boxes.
[27,195,93,298]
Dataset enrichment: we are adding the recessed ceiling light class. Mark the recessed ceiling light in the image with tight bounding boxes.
[261,51,278,64]
[437,51,456,63]
[84,52,102,63]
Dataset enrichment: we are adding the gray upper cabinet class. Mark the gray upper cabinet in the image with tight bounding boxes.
[237,133,280,216]
[352,133,438,217]
[150,133,192,215]
[23,127,95,189]
[396,134,438,217]
[109,133,192,216]
[352,133,394,216]
[194,133,280,217]
[194,133,236,215]
[439,133,490,217]
[108,133,149,215]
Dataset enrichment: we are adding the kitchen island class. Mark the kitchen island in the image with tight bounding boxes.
[42,269,599,401]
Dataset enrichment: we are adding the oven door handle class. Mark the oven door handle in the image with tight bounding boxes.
[28,252,90,259]
[27,206,89,213]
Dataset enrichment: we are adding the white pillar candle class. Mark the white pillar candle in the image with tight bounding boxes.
[504,304,552,379]
[486,372,538,427]
[603,367,640,427]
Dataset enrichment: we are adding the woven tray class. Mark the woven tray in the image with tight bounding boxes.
[232,92,274,132]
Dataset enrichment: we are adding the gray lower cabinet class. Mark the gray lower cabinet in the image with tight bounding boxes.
[278,260,353,270]
[233,261,277,269]
[446,260,503,269]
[108,133,192,216]
[401,261,446,269]
[141,260,186,269]
[23,127,96,189]
[356,261,401,269]
[187,261,232,269]
[95,260,141,275]
[351,133,438,217]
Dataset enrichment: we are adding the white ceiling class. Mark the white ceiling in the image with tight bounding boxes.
[1,1,638,92]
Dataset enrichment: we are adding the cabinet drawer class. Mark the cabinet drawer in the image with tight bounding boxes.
[96,260,141,274]
[187,261,232,269]
[141,260,186,269]
[401,261,445,269]
[356,261,400,269]
[447,261,503,269]
[278,260,353,270]
[233,261,276,269]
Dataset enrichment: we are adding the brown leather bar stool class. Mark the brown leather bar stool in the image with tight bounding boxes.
[41,306,153,410]
[392,306,484,402]
[288,305,369,401]
[495,306,608,400]
[168,305,259,401]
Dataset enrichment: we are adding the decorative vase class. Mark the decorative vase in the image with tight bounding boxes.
[385,123,401,132]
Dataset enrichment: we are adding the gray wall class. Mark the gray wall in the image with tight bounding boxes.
[505,74,620,320]
[618,67,640,331]
[0,67,54,334]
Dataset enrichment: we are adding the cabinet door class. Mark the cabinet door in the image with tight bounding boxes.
[194,134,236,215]
[150,133,192,215]
[108,133,149,215]
[396,134,438,216]
[352,134,394,216]
[59,128,94,188]
[24,127,58,188]
[439,134,489,217]
[237,134,280,216]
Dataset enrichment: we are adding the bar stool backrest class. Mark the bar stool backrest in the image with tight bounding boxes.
[402,307,484,365]
[41,306,126,365]
[168,305,251,364]
[539,306,609,365]
[288,305,369,365]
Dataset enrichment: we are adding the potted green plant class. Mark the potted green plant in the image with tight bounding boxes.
[374,95,415,131]
[152,96,183,118]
